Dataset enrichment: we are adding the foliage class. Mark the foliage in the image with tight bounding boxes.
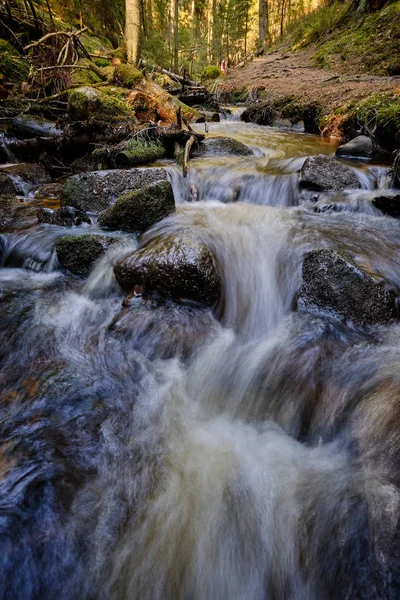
[0,39,29,83]
[203,65,222,79]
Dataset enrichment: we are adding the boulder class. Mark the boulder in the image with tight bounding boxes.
[298,249,397,325]
[0,173,16,195]
[2,163,50,184]
[60,167,168,213]
[372,193,400,217]
[56,234,117,276]
[336,136,373,159]
[35,183,63,199]
[98,180,175,233]
[68,86,131,121]
[114,234,220,305]
[38,207,91,227]
[194,136,253,157]
[241,102,276,126]
[299,155,361,191]
[9,116,62,139]
[0,194,19,229]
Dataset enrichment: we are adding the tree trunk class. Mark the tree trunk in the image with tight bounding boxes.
[126,0,141,65]
[259,0,266,47]
[172,0,179,73]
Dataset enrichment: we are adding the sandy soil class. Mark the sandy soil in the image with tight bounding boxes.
[218,49,400,112]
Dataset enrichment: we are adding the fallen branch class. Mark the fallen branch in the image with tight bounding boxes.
[183,135,196,177]
[24,27,88,51]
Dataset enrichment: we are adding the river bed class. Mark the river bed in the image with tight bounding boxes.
[0,119,399,599]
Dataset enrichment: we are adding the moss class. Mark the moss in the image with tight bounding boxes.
[203,65,222,80]
[56,234,116,276]
[110,47,127,62]
[113,63,143,87]
[80,33,113,56]
[0,39,29,83]
[153,73,175,89]
[116,138,166,166]
[68,86,131,121]
[94,58,110,68]
[70,59,103,86]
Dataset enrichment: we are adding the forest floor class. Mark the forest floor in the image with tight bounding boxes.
[219,48,399,114]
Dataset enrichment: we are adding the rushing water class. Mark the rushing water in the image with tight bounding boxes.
[1,120,400,599]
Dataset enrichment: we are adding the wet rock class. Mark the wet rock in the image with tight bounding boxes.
[196,111,220,123]
[0,194,20,229]
[299,155,360,192]
[9,116,62,139]
[0,173,16,195]
[56,234,117,276]
[194,136,253,157]
[241,102,276,126]
[37,206,91,227]
[98,180,175,233]
[336,136,373,159]
[60,167,168,213]
[114,234,220,305]
[2,163,50,184]
[372,193,400,217]
[68,86,131,121]
[298,249,396,325]
[35,182,63,199]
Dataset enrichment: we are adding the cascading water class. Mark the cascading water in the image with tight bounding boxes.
[1,118,400,600]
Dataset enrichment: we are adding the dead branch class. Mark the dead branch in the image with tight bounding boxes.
[24,27,88,51]
[183,135,196,177]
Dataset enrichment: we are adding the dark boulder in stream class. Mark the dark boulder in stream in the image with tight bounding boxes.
[56,234,117,276]
[98,180,175,233]
[2,163,50,185]
[0,173,16,195]
[38,207,91,227]
[372,193,400,217]
[298,249,397,325]
[0,194,20,229]
[61,167,168,213]
[299,155,360,191]
[336,135,373,159]
[114,234,220,305]
[194,137,253,157]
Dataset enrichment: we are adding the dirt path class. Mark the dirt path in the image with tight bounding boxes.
[219,49,400,113]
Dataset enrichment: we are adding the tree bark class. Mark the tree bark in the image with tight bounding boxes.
[259,0,267,48]
[172,0,179,73]
[126,0,141,65]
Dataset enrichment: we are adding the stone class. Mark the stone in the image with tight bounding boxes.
[60,167,168,213]
[35,183,63,199]
[0,194,19,229]
[98,180,175,233]
[241,102,276,126]
[336,136,373,159]
[299,155,361,191]
[371,193,400,217]
[298,249,397,325]
[194,136,253,157]
[37,206,91,227]
[114,234,220,305]
[2,163,50,184]
[56,234,117,276]
[67,86,131,121]
[0,173,16,195]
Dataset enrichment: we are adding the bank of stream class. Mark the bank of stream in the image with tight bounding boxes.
[1,117,400,599]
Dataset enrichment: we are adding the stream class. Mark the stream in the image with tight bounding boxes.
[1,118,400,599]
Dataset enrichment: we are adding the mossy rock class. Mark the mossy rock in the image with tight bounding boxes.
[56,234,117,276]
[98,180,175,233]
[68,86,131,121]
[94,58,111,68]
[203,65,222,80]
[115,138,166,166]
[71,59,103,86]
[113,64,143,88]
[0,39,29,83]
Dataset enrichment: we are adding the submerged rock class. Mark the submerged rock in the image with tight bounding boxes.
[0,194,20,229]
[0,173,16,195]
[298,249,397,325]
[299,155,360,192]
[60,167,168,213]
[98,180,175,233]
[194,136,253,157]
[56,234,117,276]
[114,234,220,305]
[336,135,373,159]
[372,193,400,217]
[38,207,91,227]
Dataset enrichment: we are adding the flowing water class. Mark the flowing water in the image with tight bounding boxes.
[1,119,400,599]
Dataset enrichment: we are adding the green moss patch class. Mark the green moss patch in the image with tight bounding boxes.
[0,39,29,83]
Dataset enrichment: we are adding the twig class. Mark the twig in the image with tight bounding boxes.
[24,27,88,51]
[183,135,195,177]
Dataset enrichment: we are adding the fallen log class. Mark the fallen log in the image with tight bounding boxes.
[156,67,201,89]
